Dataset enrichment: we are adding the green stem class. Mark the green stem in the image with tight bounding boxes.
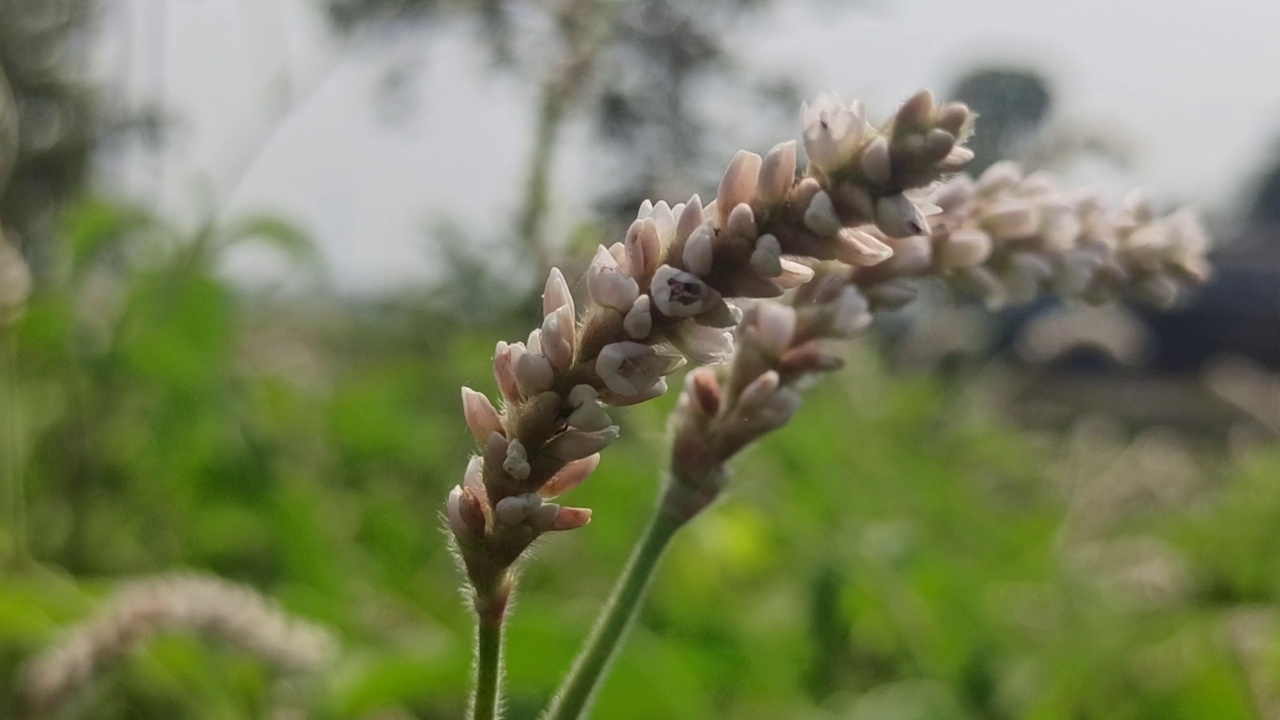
[471,614,505,720]
[2,333,26,566]
[542,505,685,720]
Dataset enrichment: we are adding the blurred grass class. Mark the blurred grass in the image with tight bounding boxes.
[0,199,1278,718]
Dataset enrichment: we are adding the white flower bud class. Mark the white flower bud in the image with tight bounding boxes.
[588,245,640,312]
[493,341,524,402]
[495,493,542,526]
[540,304,575,371]
[502,438,530,480]
[647,201,676,244]
[757,140,797,206]
[625,218,663,284]
[750,234,783,278]
[623,294,653,339]
[460,387,504,444]
[717,150,762,226]
[804,190,842,237]
[676,194,704,241]
[514,351,554,396]
[753,302,797,355]
[682,224,715,276]
[726,202,758,239]
[873,193,929,237]
[542,267,573,317]
[776,259,815,289]
[540,454,600,498]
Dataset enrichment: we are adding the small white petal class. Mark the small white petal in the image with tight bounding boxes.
[676,194,704,241]
[717,151,763,226]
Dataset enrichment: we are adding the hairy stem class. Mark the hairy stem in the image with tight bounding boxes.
[471,612,506,720]
[542,503,685,720]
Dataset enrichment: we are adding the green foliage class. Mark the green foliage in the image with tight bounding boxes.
[1,198,1278,718]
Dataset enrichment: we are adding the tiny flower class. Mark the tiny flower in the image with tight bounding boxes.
[651,265,719,317]
[873,193,930,237]
[588,245,640,312]
[683,224,715,276]
[447,486,486,542]
[540,304,575,371]
[493,341,524,403]
[859,136,891,185]
[676,194,704,241]
[547,506,592,532]
[504,438,531,480]
[757,140,797,206]
[514,351,555,396]
[623,294,653,339]
[544,426,621,462]
[543,267,573,317]
[540,454,600,497]
[596,341,684,396]
[625,218,663,285]
[750,234,783,277]
[718,150,763,227]
[463,455,486,497]
[461,387,504,444]
[647,201,677,243]
[801,92,865,173]
[804,190,842,237]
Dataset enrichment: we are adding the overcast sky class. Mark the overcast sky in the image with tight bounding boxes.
[99,0,1280,292]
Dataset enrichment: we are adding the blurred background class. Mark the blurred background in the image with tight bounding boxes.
[3,0,1280,717]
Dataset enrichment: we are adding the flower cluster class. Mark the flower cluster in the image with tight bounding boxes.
[20,574,337,720]
[667,273,873,518]
[846,161,1212,311]
[445,90,977,605]
[0,229,31,323]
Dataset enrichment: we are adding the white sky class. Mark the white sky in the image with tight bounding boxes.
[98,0,1280,292]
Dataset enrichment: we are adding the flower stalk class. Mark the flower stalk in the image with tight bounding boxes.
[445,88,1212,717]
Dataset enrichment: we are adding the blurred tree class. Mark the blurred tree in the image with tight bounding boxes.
[948,66,1053,177]
[0,0,97,271]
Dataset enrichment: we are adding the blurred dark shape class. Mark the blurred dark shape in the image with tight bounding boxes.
[948,67,1053,176]
[1246,140,1280,228]
[326,0,516,64]
[0,0,96,270]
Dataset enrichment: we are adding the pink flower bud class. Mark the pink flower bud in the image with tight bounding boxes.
[588,245,640,312]
[514,351,555,396]
[540,454,600,497]
[682,224,715,276]
[543,267,573,317]
[540,304,575,371]
[676,194,704,241]
[548,506,592,532]
[832,228,894,267]
[625,218,663,286]
[493,341,523,403]
[447,486,486,542]
[717,150,762,226]
[461,387,504,444]
[776,259,815,289]
[544,426,620,462]
[757,140,797,206]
